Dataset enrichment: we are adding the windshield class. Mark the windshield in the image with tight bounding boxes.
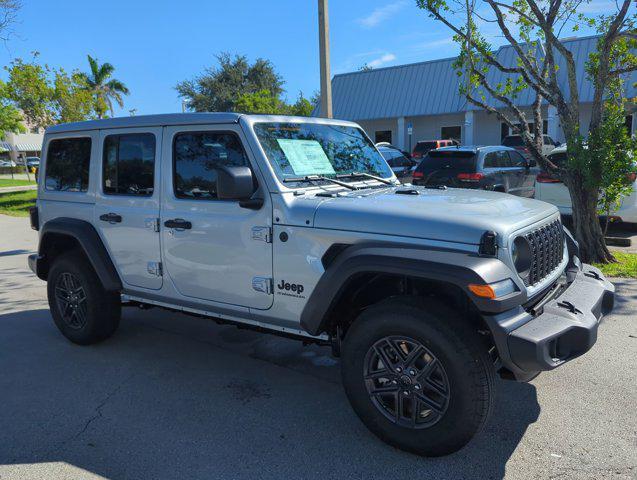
[253,122,393,183]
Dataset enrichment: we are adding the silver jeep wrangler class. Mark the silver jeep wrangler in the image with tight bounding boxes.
[28,114,614,456]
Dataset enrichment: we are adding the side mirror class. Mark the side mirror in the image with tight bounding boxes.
[216,166,259,205]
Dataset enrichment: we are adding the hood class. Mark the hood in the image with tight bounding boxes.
[312,186,559,246]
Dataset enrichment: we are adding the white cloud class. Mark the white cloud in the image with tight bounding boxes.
[357,1,408,28]
[368,53,397,68]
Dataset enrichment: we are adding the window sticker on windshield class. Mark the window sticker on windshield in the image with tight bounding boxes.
[276,139,336,176]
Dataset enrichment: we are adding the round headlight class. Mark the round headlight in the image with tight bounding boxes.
[512,236,532,277]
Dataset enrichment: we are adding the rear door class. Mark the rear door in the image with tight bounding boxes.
[94,128,163,290]
[508,150,535,197]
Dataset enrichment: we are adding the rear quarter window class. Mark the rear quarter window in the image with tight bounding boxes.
[45,137,92,192]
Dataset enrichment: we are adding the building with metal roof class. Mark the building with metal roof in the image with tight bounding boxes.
[314,35,637,151]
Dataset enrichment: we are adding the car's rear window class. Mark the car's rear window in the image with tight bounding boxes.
[502,136,524,147]
[415,150,477,174]
[45,137,92,192]
[547,151,567,166]
[414,141,437,153]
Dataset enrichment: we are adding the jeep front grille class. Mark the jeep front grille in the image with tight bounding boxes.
[524,220,564,287]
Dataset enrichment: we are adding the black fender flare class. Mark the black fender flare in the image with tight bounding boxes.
[36,217,122,291]
[300,243,524,336]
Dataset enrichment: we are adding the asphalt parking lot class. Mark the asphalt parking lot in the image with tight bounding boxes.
[0,214,636,480]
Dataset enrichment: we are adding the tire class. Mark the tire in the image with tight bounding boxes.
[341,297,495,456]
[47,251,121,345]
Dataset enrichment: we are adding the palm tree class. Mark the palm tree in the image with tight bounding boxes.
[79,55,129,118]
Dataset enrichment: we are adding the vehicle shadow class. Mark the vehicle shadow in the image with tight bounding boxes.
[0,307,539,480]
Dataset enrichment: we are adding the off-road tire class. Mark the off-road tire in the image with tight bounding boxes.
[341,297,496,456]
[47,251,121,345]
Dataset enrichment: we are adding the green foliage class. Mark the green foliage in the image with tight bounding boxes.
[1,53,106,127]
[3,54,56,128]
[53,69,96,123]
[235,89,283,114]
[177,53,316,117]
[177,53,284,112]
[78,55,129,118]
[0,84,25,139]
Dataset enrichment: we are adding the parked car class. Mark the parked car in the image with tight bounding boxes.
[535,144,637,223]
[412,145,536,197]
[0,159,17,167]
[28,113,614,457]
[412,139,459,160]
[377,144,417,179]
[26,156,40,168]
[502,134,559,159]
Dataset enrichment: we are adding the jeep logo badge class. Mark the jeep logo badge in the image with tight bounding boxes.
[276,279,305,298]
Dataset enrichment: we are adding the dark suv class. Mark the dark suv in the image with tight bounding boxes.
[412,145,536,197]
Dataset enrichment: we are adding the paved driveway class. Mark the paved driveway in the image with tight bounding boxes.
[0,215,635,480]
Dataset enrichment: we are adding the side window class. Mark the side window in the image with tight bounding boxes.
[509,151,527,167]
[498,150,512,167]
[173,131,251,200]
[45,137,92,192]
[483,152,497,168]
[103,133,155,196]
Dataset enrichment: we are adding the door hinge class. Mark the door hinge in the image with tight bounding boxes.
[251,226,272,243]
[147,261,163,277]
[252,276,273,295]
[145,217,160,232]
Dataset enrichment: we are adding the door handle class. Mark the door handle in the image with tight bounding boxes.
[164,218,192,230]
[99,212,122,223]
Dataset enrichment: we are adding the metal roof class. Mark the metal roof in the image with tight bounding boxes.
[316,35,637,121]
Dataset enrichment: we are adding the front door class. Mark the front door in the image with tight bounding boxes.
[160,124,273,310]
[94,127,163,290]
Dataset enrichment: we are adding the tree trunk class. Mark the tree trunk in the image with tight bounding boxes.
[568,175,615,263]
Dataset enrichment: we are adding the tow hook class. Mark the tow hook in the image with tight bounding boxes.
[557,300,582,314]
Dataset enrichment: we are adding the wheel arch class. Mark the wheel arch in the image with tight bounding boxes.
[35,217,122,291]
[300,243,523,337]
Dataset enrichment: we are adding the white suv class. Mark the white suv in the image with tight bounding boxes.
[535,144,637,223]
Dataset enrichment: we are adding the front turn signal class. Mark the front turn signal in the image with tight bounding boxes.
[468,284,495,299]
[469,279,517,299]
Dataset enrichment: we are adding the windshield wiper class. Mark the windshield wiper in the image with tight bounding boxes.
[282,175,358,190]
[337,172,396,186]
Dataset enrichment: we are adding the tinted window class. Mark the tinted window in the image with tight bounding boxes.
[103,133,155,196]
[483,152,498,168]
[441,126,461,142]
[502,135,524,147]
[45,137,92,192]
[416,150,477,174]
[414,141,437,153]
[174,132,250,200]
[509,151,527,167]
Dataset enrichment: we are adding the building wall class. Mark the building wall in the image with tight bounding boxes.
[3,130,44,162]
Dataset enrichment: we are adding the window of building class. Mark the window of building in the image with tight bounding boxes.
[500,121,548,141]
[45,137,92,192]
[30,127,40,134]
[441,126,461,142]
[173,131,252,200]
[375,130,392,144]
[103,133,156,196]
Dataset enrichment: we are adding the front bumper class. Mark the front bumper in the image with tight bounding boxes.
[484,261,615,381]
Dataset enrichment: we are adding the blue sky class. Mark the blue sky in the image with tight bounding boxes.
[0,0,617,116]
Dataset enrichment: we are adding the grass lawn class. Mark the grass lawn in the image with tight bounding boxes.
[0,178,36,187]
[0,190,37,216]
[593,251,637,278]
